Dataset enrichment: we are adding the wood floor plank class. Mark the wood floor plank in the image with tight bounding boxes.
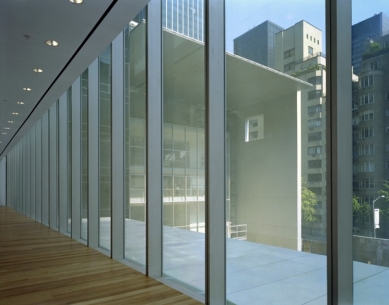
[0,207,202,305]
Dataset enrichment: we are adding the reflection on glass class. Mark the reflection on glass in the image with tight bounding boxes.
[226,1,326,303]
[162,0,206,293]
[352,4,389,304]
[67,88,72,234]
[124,13,147,266]
[81,70,88,241]
[99,45,111,251]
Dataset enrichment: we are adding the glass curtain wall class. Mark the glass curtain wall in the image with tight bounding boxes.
[124,13,147,266]
[352,2,389,304]
[226,1,327,303]
[162,0,206,292]
[81,69,88,241]
[99,46,112,251]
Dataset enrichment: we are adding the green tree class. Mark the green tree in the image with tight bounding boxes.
[352,195,370,228]
[302,184,318,223]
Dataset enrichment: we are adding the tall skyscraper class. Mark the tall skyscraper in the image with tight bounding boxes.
[162,0,204,42]
[275,21,327,242]
[352,12,389,74]
[233,21,284,69]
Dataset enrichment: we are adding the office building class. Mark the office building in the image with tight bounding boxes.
[1,1,389,304]
[274,21,327,242]
[162,0,204,41]
[233,21,284,68]
[352,12,389,74]
[352,33,389,238]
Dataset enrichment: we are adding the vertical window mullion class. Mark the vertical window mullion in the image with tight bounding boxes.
[205,0,226,303]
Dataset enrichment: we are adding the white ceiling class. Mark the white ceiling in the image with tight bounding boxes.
[0,0,149,160]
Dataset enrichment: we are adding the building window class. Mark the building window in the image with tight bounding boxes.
[284,62,295,72]
[308,118,322,128]
[308,160,322,168]
[360,75,374,88]
[352,116,359,126]
[360,127,374,138]
[317,40,319,45]
[308,187,322,195]
[308,146,322,156]
[284,48,295,59]
[358,144,374,156]
[359,161,375,172]
[306,34,308,39]
[308,173,322,182]
[359,178,374,189]
[308,104,322,115]
[245,115,264,142]
[370,61,379,70]
[359,93,374,105]
[308,132,322,142]
[308,46,313,55]
[307,90,322,100]
[359,110,374,122]
[308,76,322,86]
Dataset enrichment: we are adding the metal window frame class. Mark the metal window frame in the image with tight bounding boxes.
[326,0,353,303]
[205,0,226,304]
[146,0,163,278]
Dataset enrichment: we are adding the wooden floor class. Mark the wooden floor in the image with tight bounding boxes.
[0,207,201,305]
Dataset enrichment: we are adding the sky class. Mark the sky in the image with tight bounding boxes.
[225,0,389,53]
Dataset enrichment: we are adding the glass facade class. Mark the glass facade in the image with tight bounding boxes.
[1,1,389,304]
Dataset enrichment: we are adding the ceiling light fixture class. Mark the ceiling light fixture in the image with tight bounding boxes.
[2,133,7,135]
[12,112,19,115]
[17,101,25,105]
[23,87,32,91]
[32,68,43,73]
[45,39,59,47]
[69,0,84,3]
[5,127,10,130]
[8,121,13,123]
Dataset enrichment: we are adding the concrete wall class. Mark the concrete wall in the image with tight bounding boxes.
[230,92,302,250]
[0,157,6,206]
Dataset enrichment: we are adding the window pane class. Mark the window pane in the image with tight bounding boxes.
[99,45,111,251]
[81,69,88,241]
[352,4,389,303]
[163,0,206,293]
[226,1,327,303]
[124,13,147,266]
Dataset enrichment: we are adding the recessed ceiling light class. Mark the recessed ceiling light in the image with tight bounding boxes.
[0,141,2,144]
[69,0,84,3]
[8,121,13,123]
[17,101,24,105]
[12,112,19,115]
[23,87,32,91]
[45,39,59,47]
[2,133,7,135]
[32,68,43,73]
[5,127,10,130]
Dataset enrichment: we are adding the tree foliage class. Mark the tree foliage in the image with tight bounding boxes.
[353,195,370,227]
[302,184,318,224]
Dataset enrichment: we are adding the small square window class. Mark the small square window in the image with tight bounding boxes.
[245,115,264,142]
